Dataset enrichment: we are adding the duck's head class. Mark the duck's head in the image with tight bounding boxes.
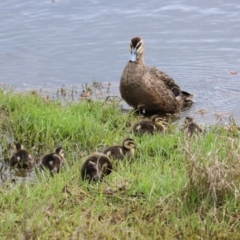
[123,138,137,150]
[13,143,34,168]
[55,147,65,161]
[101,161,112,177]
[129,37,145,62]
[184,117,194,124]
[14,143,23,151]
[86,161,99,182]
[87,156,112,182]
[151,115,168,126]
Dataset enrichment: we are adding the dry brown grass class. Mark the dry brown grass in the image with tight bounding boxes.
[183,138,240,204]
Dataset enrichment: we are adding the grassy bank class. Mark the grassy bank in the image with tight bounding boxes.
[0,88,240,239]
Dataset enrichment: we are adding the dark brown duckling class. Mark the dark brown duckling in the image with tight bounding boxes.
[81,153,112,183]
[182,117,202,138]
[132,115,168,135]
[40,147,65,174]
[103,138,137,160]
[10,143,34,169]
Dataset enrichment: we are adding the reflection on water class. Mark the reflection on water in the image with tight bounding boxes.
[0,162,34,185]
[0,0,240,124]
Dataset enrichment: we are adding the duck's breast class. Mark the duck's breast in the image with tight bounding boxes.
[120,63,148,106]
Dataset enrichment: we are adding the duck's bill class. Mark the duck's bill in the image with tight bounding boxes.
[130,50,137,62]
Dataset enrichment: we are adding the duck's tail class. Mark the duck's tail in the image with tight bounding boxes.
[173,89,193,110]
[172,88,193,100]
[181,91,193,101]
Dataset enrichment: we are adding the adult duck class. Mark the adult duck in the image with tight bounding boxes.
[120,37,193,114]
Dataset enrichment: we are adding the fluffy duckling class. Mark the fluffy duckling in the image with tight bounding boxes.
[10,143,34,169]
[40,147,65,174]
[182,117,202,138]
[81,153,112,183]
[103,138,137,160]
[132,115,167,134]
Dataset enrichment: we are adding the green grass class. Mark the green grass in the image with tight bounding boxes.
[1,87,240,239]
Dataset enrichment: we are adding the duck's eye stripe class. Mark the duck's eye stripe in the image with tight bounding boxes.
[136,43,142,49]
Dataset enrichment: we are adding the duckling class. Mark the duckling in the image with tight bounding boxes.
[182,117,202,138]
[132,115,167,134]
[120,37,193,114]
[40,147,65,174]
[103,138,137,160]
[10,143,34,169]
[81,153,112,183]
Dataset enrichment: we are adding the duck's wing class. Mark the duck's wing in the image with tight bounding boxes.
[143,69,179,111]
[149,67,181,91]
[150,67,193,102]
[103,146,124,160]
[132,120,156,134]
[193,123,203,134]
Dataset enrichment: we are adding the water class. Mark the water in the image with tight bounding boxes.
[0,0,240,123]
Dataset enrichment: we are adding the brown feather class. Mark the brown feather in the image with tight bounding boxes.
[103,138,136,160]
[10,143,34,169]
[182,117,202,138]
[132,115,167,135]
[40,147,65,174]
[81,153,112,183]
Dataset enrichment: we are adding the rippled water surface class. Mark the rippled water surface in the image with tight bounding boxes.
[0,0,240,123]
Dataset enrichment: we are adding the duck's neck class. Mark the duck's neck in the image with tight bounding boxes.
[136,54,145,65]
[130,148,135,155]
